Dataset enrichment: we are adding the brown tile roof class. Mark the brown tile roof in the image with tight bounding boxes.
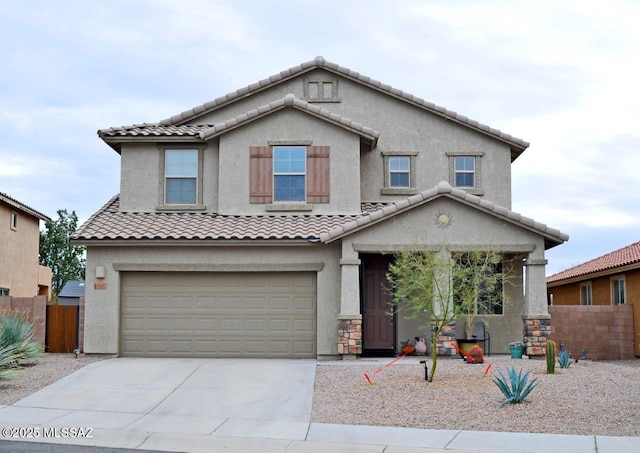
[157,56,529,159]
[320,181,568,249]
[98,124,210,138]
[546,241,640,284]
[198,94,379,146]
[0,191,50,222]
[97,95,380,151]
[74,184,566,250]
[71,196,369,242]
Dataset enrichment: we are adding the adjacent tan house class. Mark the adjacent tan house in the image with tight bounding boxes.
[0,192,52,298]
[547,241,639,357]
[72,57,568,359]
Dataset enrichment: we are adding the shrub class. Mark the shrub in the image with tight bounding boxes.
[492,366,539,407]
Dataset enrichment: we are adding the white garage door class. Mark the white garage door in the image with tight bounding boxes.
[120,272,316,358]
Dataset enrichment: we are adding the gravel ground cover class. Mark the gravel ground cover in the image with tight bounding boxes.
[0,353,108,405]
[312,355,640,437]
[3,353,639,437]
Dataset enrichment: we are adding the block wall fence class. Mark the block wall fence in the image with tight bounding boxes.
[549,304,634,360]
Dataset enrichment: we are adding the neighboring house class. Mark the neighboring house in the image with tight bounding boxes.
[546,241,639,355]
[0,192,52,298]
[72,56,568,359]
[58,280,85,306]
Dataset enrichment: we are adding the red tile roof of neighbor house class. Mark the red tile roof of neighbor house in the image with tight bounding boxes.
[98,56,528,160]
[546,241,640,283]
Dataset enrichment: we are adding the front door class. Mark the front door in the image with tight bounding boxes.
[362,254,395,355]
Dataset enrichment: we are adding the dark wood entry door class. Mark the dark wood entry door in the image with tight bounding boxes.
[362,254,395,354]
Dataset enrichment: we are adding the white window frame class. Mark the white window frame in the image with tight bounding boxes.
[454,156,476,188]
[612,276,626,305]
[157,146,205,210]
[388,156,411,188]
[580,282,593,305]
[273,146,307,203]
[381,151,418,195]
[10,211,17,230]
[446,151,484,195]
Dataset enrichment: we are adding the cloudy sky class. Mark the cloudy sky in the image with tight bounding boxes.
[1,0,638,275]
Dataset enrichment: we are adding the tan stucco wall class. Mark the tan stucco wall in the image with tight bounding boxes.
[217,109,362,215]
[0,201,47,297]
[84,243,342,356]
[116,68,515,214]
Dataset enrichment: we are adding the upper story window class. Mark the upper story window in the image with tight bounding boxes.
[0,288,8,296]
[303,76,340,103]
[612,277,625,305]
[389,156,410,188]
[381,151,418,195]
[580,283,593,305]
[10,211,17,230]
[454,156,475,187]
[273,147,306,202]
[250,144,330,208]
[447,151,484,196]
[165,149,198,204]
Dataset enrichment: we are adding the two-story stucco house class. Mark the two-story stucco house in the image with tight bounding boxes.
[72,57,568,359]
[0,191,52,298]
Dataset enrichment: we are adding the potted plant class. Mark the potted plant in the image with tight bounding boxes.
[509,341,525,359]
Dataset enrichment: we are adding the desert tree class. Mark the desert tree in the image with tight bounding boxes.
[386,247,507,381]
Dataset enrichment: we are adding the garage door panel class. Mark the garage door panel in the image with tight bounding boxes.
[121,272,316,358]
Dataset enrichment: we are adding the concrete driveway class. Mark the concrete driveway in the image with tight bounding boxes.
[0,358,316,447]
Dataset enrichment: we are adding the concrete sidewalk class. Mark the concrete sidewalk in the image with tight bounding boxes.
[0,358,637,452]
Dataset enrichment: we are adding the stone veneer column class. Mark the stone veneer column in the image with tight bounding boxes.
[338,318,362,357]
[337,242,362,359]
[433,320,457,356]
[523,317,551,356]
[523,255,550,356]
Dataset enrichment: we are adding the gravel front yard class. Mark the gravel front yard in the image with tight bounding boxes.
[312,355,640,437]
[0,353,108,406]
[3,353,639,437]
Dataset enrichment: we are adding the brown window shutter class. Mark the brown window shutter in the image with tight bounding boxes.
[249,146,272,203]
[307,146,330,203]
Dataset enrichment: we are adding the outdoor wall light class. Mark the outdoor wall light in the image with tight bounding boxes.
[95,266,105,279]
[419,360,429,382]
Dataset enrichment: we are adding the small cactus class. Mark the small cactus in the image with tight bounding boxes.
[546,340,556,374]
[467,345,484,364]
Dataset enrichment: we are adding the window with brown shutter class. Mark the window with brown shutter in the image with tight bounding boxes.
[249,145,330,205]
[249,146,273,203]
[307,146,330,203]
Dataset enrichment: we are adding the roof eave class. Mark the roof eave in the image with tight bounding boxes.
[547,261,640,287]
[0,193,50,222]
[71,238,321,247]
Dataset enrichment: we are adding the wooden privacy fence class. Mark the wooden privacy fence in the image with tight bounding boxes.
[46,305,79,353]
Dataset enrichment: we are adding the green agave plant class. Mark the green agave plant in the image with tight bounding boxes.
[0,310,44,379]
[558,350,572,369]
[492,366,539,407]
